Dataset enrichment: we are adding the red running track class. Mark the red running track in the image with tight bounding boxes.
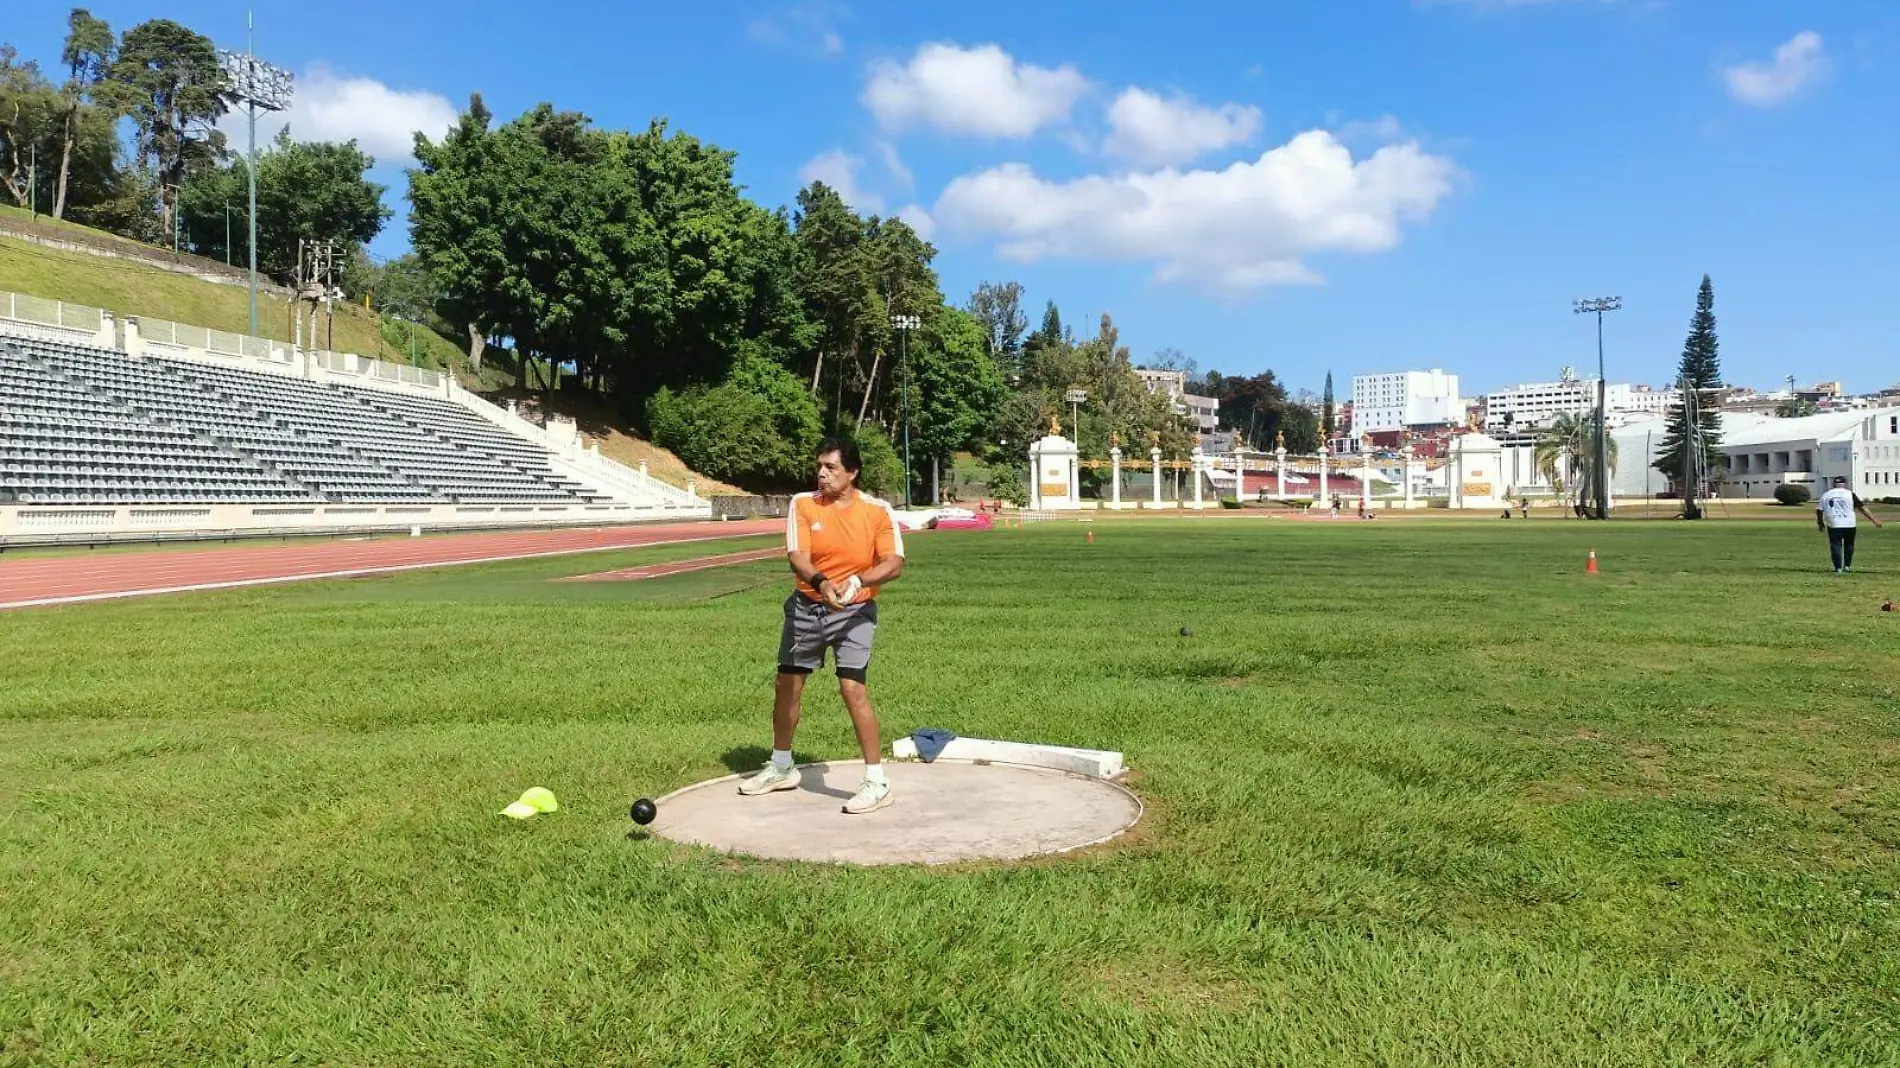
[561,547,785,583]
[0,520,782,611]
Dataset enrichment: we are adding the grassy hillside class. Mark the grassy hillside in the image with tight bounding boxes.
[0,226,474,381]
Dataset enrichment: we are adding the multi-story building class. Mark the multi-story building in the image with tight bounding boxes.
[1133,367,1217,433]
[1483,374,1679,431]
[1136,368,1187,399]
[1183,393,1218,433]
[1351,370,1462,434]
[1724,407,1900,499]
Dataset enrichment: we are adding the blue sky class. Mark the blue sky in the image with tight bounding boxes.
[10,1,1898,395]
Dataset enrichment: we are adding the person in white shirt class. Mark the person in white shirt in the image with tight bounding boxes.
[1816,475,1882,574]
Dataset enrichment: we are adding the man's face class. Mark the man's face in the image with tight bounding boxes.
[816,451,856,496]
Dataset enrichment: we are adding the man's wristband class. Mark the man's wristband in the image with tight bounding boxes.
[810,572,829,588]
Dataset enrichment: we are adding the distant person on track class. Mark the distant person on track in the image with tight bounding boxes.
[740,436,906,814]
[1817,475,1881,574]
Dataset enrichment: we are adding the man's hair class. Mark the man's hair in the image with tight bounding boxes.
[1833,476,1849,485]
[816,436,862,474]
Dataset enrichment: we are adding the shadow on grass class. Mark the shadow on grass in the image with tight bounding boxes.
[720,745,826,775]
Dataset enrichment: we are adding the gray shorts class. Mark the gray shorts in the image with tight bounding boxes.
[778,593,878,679]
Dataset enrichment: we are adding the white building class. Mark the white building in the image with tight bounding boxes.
[1182,393,1218,433]
[1484,376,1678,432]
[1136,369,1187,399]
[1351,370,1461,433]
[1722,407,1900,500]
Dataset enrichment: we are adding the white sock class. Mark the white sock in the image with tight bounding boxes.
[864,764,887,787]
[771,749,793,770]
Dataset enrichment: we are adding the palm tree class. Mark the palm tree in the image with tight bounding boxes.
[1535,412,1619,513]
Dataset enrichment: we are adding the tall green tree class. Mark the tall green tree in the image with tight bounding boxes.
[412,100,620,404]
[908,307,1006,499]
[55,8,114,219]
[613,120,811,395]
[857,215,941,427]
[1653,274,1724,513]
[793,181,877,420]
[966,280,1027,381]
[1207,371,1289,448]
[0,48,62,211]
[179,129,389,279]
[107,19,228,239]
[1280,403,1320,453]
[1322,371,1336,438]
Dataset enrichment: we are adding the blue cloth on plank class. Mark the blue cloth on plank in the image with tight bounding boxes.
[910,728,958,762]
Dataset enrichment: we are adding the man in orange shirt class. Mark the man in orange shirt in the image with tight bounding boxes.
[739,437,906,814]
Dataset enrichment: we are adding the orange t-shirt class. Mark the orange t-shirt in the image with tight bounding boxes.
[786,491,904,604]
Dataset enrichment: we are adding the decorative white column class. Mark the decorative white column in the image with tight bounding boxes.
[1110,444,1123,507]
[1275,446,1287,498]
[1401,446,1416,509]
[1151,444,1163,506]
[1234,451,1245,500]
[1029,438,1044,510]
[1190,445,1206,508]
[1360,446,1374,511]
[1317,442,1329,505]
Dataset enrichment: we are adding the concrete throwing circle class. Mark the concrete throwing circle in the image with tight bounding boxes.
[648,759,1142,866]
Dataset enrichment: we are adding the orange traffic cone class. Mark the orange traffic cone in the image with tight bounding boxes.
[1586,548,1599,575]
[1087,530,1095,544]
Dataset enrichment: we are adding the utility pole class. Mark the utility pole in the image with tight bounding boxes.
[889,314,920,507]
[220,17,294,338]
[1573,296,1622,519]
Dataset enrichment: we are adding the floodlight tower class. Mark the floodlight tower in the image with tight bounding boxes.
[220,15,293,337]
[890,313,922,506]
[1573,296,1622,520]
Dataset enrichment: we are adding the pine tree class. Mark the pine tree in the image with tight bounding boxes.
[1321,371,1336,439]
[1653,275,1723,515]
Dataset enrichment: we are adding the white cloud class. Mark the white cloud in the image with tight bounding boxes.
[873,140,913,191]
[862,42,1091,139]
[934,130,1457,294]
[218,64,456,165]
[798,149,884,215]
[748,1,849,57]
[1334,114,1405,146]
[1723,31,1827,106]
[896,204,935,241]
[1104,88,1261,167]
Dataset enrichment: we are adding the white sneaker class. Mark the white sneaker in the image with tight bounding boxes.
[738,762,802,796]
[843,778,892,814]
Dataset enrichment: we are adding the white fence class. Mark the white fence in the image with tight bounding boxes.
[0,291,103,334]
[139,317,285,362]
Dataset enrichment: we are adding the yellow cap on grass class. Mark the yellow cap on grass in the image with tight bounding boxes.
[500,787,560,819]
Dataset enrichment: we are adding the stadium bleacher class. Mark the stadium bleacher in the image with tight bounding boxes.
[0,336,610,507]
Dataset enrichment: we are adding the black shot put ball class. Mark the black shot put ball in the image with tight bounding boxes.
[630,798,657,825]
[1179,626,1193,637]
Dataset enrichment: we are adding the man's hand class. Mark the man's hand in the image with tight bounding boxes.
[824,575,862,607]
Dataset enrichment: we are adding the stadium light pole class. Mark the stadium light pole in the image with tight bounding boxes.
[1574,296,1621,520]
[220,14,293,338]
[891,313,921,506]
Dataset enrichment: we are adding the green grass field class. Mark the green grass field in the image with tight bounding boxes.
[3,520,1898,1066]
